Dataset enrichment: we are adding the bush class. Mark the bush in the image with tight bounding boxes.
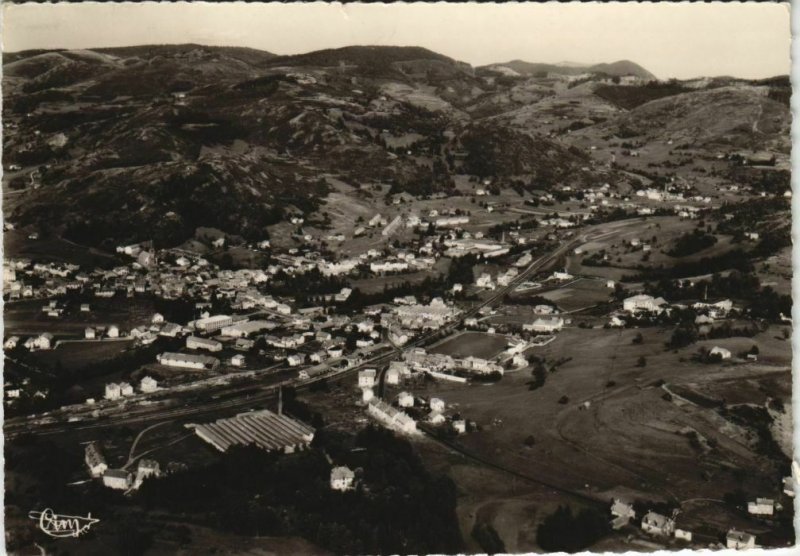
[471,522,506,554]
[537,506,611,553]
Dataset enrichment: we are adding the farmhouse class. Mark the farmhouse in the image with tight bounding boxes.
[610,499,636,529]
[641,511,675,537]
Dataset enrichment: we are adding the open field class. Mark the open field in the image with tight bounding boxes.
[539,277,612,312]
[32,338,136,371]
[4,296,157,335]
[408,324,792,541]
[430,331,509,360]
[4,229,121,268]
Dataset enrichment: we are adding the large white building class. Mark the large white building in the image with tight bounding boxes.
[192,315,233,332]
[220,320,273,338]
[186,336,223,352]
[747,498,774,516]
[157,352,220,371]
[623,294,667,314]
[193,409,315,453]
[524,317,565,333]
[393,298,460,330]
[103,469,132,490]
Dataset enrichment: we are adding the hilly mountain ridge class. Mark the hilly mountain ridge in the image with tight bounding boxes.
[2,44,788,250]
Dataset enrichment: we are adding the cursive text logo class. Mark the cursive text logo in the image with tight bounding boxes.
[28,508,99,538]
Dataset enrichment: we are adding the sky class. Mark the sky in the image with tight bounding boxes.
[2,2,791,80]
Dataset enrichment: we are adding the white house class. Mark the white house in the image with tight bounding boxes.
[140,376,158,393]
[709,346,732,360]
[747,498,774,516]
[429,397,445,412]
[428,411,446,425]
[361,387,374,403]
[386,367,401,385]
[641,511,675,537]
[104,383,122,400]
[611,499,636,519]
[726,529,756,550]
[33,333,54,350]
[674,529,693,542]
[84,443,107,478]
[398,391,414,408]
[230,354,246,367]
[133,459,161,489]
[119,382,134,397]
[107,325,120,338]
[152,313,165,324]
[358,369,377,388]
[287,354,306,367]
[103,469,132,490]
[85,327,96,340]
[4,336,20,350]
[452,419,467,434]
[330,466,355,491]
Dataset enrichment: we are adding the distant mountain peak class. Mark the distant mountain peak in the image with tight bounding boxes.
[480,59,655,80]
